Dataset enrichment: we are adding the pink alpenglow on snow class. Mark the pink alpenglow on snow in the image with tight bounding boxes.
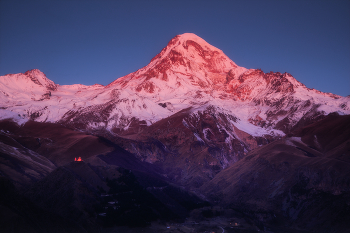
[0,33,349,139]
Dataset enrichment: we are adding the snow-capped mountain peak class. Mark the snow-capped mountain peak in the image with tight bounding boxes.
[108,33,247,95]
[0,33,349,140]
[23,69,57,91]
[0,69,57,102]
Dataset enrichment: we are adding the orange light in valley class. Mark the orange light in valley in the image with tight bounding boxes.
[74,157,82,161]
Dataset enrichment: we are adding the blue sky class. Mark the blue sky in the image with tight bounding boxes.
[0,0,349,96]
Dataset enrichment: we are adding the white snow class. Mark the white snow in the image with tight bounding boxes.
[1,33,349,139]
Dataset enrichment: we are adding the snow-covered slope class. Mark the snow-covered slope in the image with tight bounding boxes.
[1,33,349,139]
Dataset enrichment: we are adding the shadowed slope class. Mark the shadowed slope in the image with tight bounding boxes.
[201,113,350,232]
[0,120,114,167]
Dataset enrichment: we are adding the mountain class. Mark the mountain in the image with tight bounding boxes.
[201,113,350,232]
[1,33,349,186]
[1,34,348,133]
[0,33,349,232]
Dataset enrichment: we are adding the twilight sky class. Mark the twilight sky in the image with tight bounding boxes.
[0,0,349,96]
